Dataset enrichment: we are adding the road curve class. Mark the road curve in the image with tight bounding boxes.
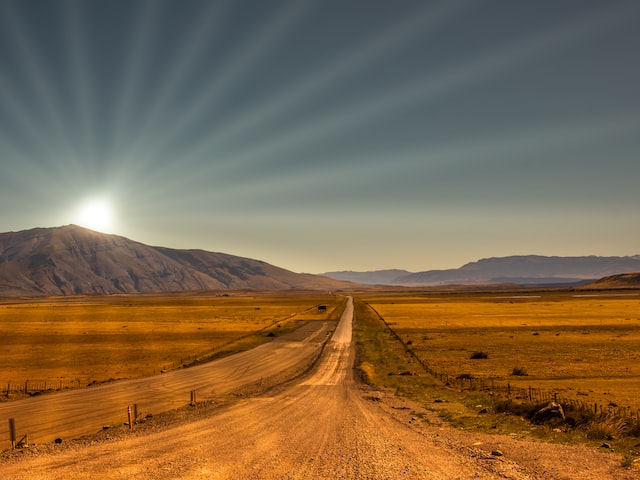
[0,319,335,445]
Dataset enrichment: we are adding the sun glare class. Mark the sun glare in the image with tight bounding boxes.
[75,198,114,232]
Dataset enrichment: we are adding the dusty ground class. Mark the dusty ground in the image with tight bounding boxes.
[2,298,639,479]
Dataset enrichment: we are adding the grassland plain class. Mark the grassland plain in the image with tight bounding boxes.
[353,291,640,463]
[360,290,640,411]
[0,292,342,397]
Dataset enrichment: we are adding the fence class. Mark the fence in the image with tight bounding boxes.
[2,379,88,396]
[441,375,640,420]
[365,303,640,422]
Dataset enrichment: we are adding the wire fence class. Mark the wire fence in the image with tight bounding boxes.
[365,303,640,422]
[2,378,88,396]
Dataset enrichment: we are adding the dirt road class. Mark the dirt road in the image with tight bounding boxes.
[2,297,638,479]
[0,320,335,444]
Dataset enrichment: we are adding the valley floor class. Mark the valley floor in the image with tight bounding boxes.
[2,298,638,479]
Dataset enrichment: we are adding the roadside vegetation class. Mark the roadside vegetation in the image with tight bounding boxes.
[0,292,343,399]
[353,292,640,464]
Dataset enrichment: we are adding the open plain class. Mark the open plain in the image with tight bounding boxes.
[361,290,640,411]
[1,295,640,478]
[0,293,340,393]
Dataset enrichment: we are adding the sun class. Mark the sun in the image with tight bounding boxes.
[75,198,115,232]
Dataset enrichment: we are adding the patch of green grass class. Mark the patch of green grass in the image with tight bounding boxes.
[353,299,440,403]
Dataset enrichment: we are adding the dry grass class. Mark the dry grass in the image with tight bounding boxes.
[361,290,640,410]
[0,293,341,391]
[353,292,640,458]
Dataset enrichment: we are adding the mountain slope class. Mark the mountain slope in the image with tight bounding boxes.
[579,272,640,289]
[0,225,348,297]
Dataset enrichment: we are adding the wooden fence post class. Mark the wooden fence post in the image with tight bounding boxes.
[127,405,133,429]
[8,418,16,449]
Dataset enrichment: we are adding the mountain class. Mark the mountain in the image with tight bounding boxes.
[324,255,640,286]
[579,272,640,290]
[0,225,350,297]
[320,269,411,285]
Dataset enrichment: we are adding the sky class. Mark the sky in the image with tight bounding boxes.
[0,0,639,274]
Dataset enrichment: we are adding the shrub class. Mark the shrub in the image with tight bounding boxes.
[628,418,640,437]
[511,367,528,376]
[584,417,628,440]
[470,351,488,359]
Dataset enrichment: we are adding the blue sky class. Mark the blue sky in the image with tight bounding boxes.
[1,0,639,273]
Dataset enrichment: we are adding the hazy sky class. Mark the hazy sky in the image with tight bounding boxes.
[1,0,639,273]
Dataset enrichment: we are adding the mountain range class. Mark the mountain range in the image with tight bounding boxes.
[2,225,638,297]
[322,254,640,286]
[0,225,350,297]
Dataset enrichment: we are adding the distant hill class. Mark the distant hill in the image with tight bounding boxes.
[324,255,640,286]
[320,269,411,285]
[579,272,640,289]
[0,225,351,297]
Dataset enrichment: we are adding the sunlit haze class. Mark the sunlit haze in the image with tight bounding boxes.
[74,198,115,233]
[1,0,639,273]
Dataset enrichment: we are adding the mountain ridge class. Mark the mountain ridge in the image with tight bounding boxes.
[0,225,350,297]
[322,254,640,286]
[320,269,410,285]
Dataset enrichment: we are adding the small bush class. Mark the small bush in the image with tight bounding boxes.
[628,418,640,437]
[560,402,598,428]
[584,417,628,440]
[621,454,636,469]
[470,351,488,359]
[511,367,528,376]
[457,373,474,380]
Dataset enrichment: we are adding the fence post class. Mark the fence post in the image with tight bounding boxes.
[127,406,133,429]
[8,418,16,449]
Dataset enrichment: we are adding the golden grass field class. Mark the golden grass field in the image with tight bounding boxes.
[360,290,640,411]
[0,292,341,393]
